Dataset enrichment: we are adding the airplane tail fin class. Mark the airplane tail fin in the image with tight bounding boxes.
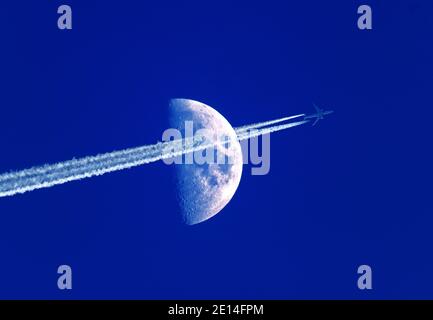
[313,103,321,113]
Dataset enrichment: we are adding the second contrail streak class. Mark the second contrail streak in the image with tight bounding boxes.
[0,117,308,198]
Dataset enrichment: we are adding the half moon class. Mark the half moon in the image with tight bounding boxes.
[169,99,243,225]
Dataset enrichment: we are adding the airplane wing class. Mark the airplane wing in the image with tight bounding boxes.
[313,103,320,113]
[312,117,320,126]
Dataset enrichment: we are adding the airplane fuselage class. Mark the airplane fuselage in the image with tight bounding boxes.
[304,106,334,126]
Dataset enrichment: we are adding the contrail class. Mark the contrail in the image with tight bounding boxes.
[0,118,308,198]
[237,120,309,141]
[168,114,305,149]
[0,114,297,184]
[235,114,305,133]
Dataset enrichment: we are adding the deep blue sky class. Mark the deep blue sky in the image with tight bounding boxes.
[0,1,432,299]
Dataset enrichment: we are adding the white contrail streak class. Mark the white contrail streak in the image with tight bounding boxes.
[0,114,297,184]
[0,118,308,198]
[237,120,309,141]
[176,114,305,149]
[235,114,305,133]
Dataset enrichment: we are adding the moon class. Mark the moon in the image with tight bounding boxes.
[169,99,243,225]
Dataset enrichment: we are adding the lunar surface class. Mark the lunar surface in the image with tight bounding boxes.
[169,99,243,225]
